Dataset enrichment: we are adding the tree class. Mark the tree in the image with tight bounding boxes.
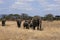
[44,14,54,21]
[21,13,29,20]
[14,14,21,19]
[2,14,7,19]
[6,14,15,21]
[55,15,60,20]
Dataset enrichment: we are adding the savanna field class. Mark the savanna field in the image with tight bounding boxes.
[0,21,60,40]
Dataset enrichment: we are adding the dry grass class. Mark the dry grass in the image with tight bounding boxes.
[0,21,60,40]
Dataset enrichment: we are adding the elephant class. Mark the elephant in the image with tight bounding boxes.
[2,18,6,26]
[31,16,42,30]
[23,20,29,29]
[16,19,21,28]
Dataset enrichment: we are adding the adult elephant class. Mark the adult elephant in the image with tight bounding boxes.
[32,16,42,30]
[2,18,6,26]
[16,19,22,28]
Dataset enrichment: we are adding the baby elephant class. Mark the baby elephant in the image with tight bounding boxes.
[23,20,29,29]
[29,22,33,29]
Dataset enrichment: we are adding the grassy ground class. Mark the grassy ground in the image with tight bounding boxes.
[0,21,60,40]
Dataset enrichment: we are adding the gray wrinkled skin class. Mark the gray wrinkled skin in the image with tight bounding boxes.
[32,16,42,30]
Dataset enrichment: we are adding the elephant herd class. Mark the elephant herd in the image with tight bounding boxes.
[1,16,42,31]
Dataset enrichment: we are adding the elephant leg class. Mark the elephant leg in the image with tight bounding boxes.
[26,26,29,29]
[24,25,26,28]
[2,22,5,26]
[19,23,21,27]
[18,24,20,28]
[33,26,35,30]
[30,24,33,29]
[37,26,39,30]
[17,22,20,28]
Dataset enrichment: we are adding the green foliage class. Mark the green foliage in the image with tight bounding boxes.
[55,16,60,20]
[21,13,30,20]
[0,13,60,21]
[44,14,54,21]
[14,14,21,18]
[0,13,32,21]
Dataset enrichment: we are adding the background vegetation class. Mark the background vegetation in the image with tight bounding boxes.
[0,13,60,21]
